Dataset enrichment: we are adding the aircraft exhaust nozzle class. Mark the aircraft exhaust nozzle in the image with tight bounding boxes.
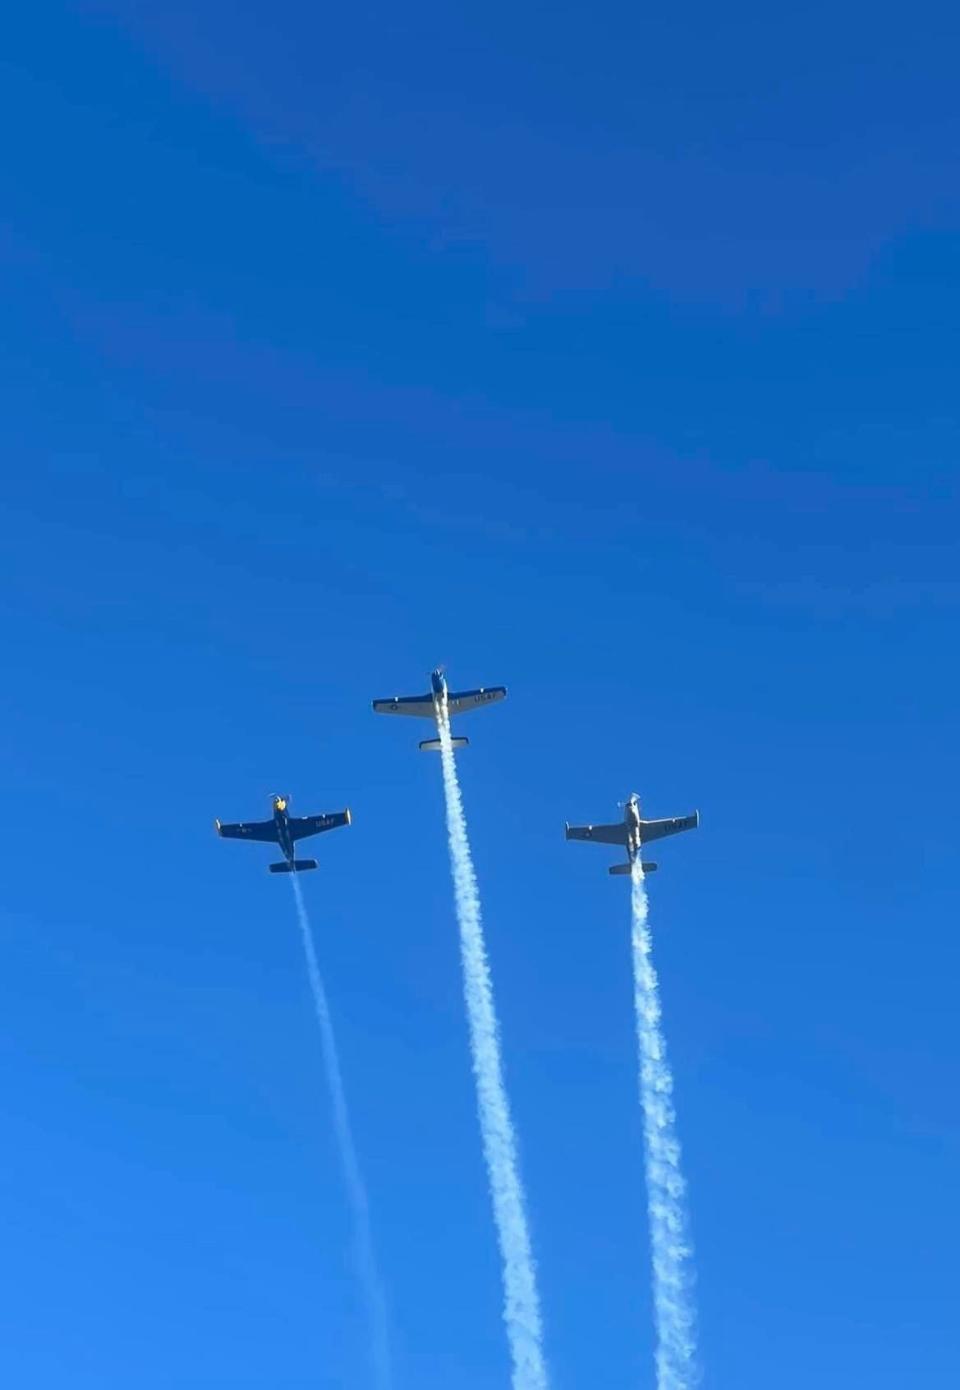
[268,859,319,874]
[419,737,469,751]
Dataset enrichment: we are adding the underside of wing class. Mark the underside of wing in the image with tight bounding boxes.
[372,695,434,717]
[447,686,507,714]
[288,810,351,840]
[565,821,629,846]
[639,812,700,843]
[216,819,279,843]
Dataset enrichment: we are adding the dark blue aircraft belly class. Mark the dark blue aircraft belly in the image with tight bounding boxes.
[275,814,294,860]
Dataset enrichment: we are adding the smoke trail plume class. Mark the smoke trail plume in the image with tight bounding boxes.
[630,862,698,1390]
[435,707,550,1390]
[290,876,392,1390]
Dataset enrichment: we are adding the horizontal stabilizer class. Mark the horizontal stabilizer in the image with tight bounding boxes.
[419,737,469,751]
[608,861,658,876]
[268,859,318,874]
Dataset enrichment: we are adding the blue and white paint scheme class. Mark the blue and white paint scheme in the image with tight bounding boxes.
[565,792,699,876]
[372,667,507,750]
[215,794,351,873]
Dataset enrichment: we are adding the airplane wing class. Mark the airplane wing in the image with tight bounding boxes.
[565,821,629,846]
[639,812,699,843]
[447,686,507,714]
[288,810,351,841]
[372,694,434,717]
[216,819,279,842]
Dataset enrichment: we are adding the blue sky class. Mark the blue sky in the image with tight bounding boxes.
[1,2,958,1386]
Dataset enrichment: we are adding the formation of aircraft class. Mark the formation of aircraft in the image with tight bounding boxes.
[215,670,699,874]
[215,794,351,874]
[565,792,699,876]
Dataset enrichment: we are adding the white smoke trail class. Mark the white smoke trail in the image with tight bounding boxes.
[290,875,392,1390]
[630,862,698,1390]
[435,706,550,1390]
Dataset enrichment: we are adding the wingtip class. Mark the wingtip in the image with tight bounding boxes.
[345,808,352,826]
[214,818,222,835]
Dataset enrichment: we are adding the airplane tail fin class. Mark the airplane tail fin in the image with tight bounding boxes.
[268,859,318,874]
[609,861,658,876]
[419,737,469,751]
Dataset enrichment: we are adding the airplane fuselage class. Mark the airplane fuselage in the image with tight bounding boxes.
[430,668,448,711]
[371,668,507,748]
[624,796,642,857]
[216,794,348,874]
[565,792,697,876]
[273,800,295,863]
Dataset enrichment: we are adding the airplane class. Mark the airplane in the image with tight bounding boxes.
[565,793,699,876]
[372,667,507,750]
[215,795,351,874]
